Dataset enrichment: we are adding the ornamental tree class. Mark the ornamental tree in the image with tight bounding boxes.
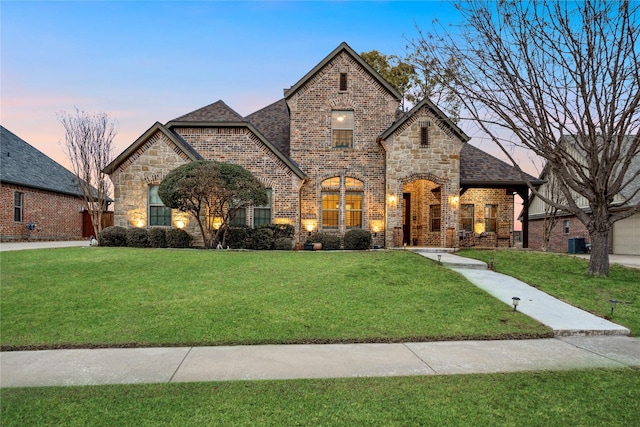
[158,161,267,248]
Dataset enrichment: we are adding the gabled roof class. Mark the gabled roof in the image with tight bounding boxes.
[284,42,402,101]
[1,125,86,197]
[460,143,544,187]
[103,122,204,175]
[171,100,245,122]
[379,98,471,143]
[165,99,304,179]
[245,98,290,156]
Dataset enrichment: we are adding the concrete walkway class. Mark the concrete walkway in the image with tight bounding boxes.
[1,245,637,388]
[1,336,638,387]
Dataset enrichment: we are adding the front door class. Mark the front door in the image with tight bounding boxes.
[403,193,411,245]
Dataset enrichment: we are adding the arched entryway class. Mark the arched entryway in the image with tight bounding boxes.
[401,177,453,247]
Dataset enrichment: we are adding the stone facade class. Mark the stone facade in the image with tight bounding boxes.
[106,42,527,249]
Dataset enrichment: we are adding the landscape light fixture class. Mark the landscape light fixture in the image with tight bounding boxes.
[512,297,521,311]
[609,299,619,317]
[437,254,442,264]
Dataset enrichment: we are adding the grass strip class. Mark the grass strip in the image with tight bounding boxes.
[1,368,638,426]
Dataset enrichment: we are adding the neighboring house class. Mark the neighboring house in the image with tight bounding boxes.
[0,126,106,241]
[527,135,640,255]
[105,42,542,248]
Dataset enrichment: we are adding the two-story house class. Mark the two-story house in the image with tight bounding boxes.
[105,42,542,248]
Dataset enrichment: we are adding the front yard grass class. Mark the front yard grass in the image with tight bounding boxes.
[0,248,551,350]
[2,368,638,426]
[459,249,639,335]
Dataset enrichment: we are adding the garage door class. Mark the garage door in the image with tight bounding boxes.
[613,213,640,255]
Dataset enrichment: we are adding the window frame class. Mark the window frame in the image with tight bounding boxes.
[339,73,347,91]
[460,204,474,233]
[430,204,441,232]
[253,189,272,227]
[331,110,354,148]
[321,192,340,229]
[485,204,498,233]
[14,191,24,223]
[563,219,570,235]
[148,185,172,227]
[420,126,429,146]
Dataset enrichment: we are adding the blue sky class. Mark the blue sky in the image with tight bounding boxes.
[2,0,463,166]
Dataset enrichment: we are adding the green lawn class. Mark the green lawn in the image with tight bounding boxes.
[1,248,551,349]
[2,369,638,426]
[459,249,639,335]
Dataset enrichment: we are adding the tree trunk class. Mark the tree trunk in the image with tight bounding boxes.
[587,226,610,276]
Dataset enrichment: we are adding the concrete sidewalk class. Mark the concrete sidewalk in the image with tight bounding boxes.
[0,240,89,251]
[1,336,638,387]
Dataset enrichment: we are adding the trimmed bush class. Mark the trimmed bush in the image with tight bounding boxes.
[166,228,193,248]
[148,228,167,248]
[344,229,372,250]
[307,232,341,250]
[253,227,274,250]
[126,228,149,248]
[274,237,293,250]
[226,226,251,249]
[98,226,127,247]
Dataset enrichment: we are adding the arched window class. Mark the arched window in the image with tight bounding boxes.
[321,177,363,230]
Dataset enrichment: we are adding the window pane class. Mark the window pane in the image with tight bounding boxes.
[430,205,441,232]
[460,204,474,232]
[346,193,362,228]
[322,192,339,228]
[485,204,497,232]
[253,189,272,227]
[345,177,363,188]
[332,111,354,148]
[322,177,340,187]
[149,185,171,226]
[230,208,246,226]
[14,192,23,222]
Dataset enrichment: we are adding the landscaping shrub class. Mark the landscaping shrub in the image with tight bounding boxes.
[253,227,274,250]
[166,228,192,248]
[126,228,149,248]
[307,232,341,250]
[98,226,128,247]
[226,226,251,249]
[260,223,295,240]
[274,237,293,250]
[344,229,372,250]
[148,228,167,248]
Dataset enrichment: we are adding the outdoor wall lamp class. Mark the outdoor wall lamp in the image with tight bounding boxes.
[512,297,520,311]
[388,194,397,206]
[609,299,619,317]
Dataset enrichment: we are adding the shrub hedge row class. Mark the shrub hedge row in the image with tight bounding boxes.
[98,224,374,250]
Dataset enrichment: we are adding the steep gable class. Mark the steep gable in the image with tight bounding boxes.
[284,42,401,101]
[1,126,85,197]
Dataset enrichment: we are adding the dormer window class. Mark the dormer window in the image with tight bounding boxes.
[332,110,354,148]
[339,73,347,91]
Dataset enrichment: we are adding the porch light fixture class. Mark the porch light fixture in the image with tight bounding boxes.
[512,297,520,311]
[306,223,314,236]
[388,194,397,206]
[609,299,619,317]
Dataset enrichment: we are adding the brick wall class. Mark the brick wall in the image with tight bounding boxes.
[458,188,515,248]
[1,183,84,241]
[528,215,590,253]
[287,51,397,246]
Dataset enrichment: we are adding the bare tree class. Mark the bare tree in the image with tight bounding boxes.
[539,172,564,252]
[58,108,116,242]
[411,0,640,275]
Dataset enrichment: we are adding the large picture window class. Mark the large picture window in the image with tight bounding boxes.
[253,189,272,227]
[14,192,24,222]
[485,204,498,233]
[321,177,363,230]
[331,110,354,148]
[460,204,474,232]
[149,185,171,226]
